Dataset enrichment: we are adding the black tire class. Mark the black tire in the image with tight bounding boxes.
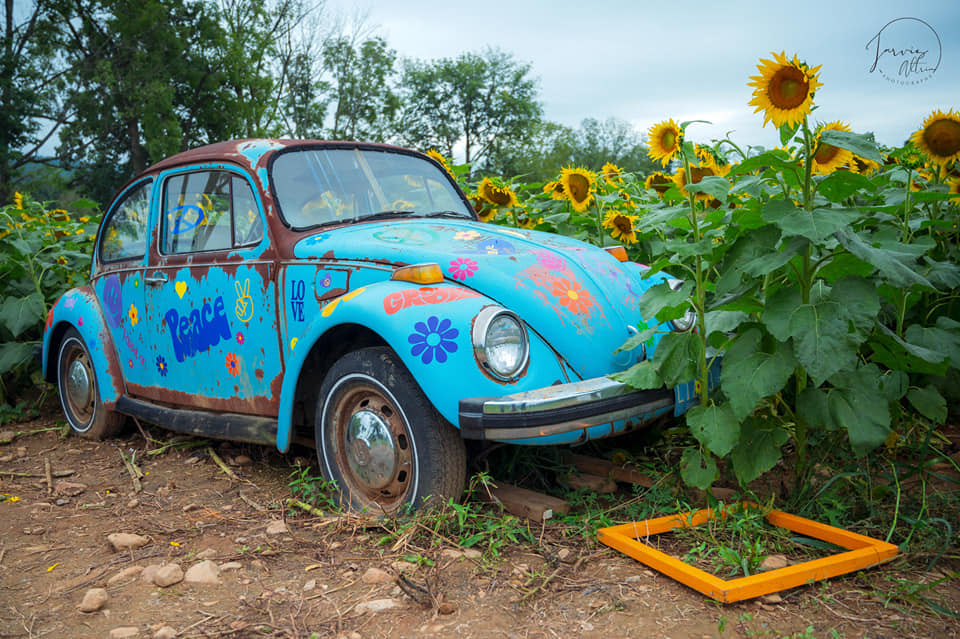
[57,327,125,439]
[315,346,466,514]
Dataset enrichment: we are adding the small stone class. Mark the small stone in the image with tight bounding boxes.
[55,481,87,496]
[759,554,789,571]
[462,549,482,560]
[265,520,288,535]
[55,498,70,506]
[108,566,144,585]
[232,455,253,466]
[153,564,184,587]
[303,579,316,592]
[361,567,393,584]
[0,430,15,444]
[184,560,220,585]
[140,564,162,583]
[557,548,572,562]
[78,587,109,612]
[14,446,27,458]
[196,548,218,560]
[182,503,199,512]
[355,598,403,613]
[184,456,201,465]
[153,627,176,639]
[440,549,463,560]
[108,533,150,552]
[127,499,140,508]
[109,627,139,639]
[761,593,784,604]
[437,602,456,615]
[0,453,13,463]
[219,561,242,572]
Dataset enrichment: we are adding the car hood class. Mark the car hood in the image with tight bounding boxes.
[294,219,659,379]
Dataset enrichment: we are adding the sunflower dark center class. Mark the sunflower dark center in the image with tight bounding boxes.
[661,131,677,151]
[769,66,809,110]
[487,188,512,206]
[568,175,590,202]
[924,119,960,158]
[614,215,632,234]
[815,143,839,164]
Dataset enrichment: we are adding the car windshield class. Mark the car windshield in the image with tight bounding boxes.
[271,147,473,228]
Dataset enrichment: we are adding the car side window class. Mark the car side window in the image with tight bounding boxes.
[100,180,151,262]
[162,170,262,254]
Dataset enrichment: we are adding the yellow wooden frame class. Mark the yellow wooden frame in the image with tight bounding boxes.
[598,505,899,603]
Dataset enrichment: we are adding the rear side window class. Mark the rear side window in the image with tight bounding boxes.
[100,180,151,263]
[162,170,262,254]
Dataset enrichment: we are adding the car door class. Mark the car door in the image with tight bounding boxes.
[131,166,283,415]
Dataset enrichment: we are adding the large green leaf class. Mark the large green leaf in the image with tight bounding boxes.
[685,176,730,202]
[869,326,949,376]
[830,276,880,337]
[613,325,659,354]
[686,402,741,457]
[0,342,36,374]
[818,129,883,164]
[680,447,718,490]
[907,385,947,425]
[0,293,45,338]
[609,360,662,390]
[720,328,797,420]
[637,280,692,322]
[828,365,891,457]
[652,331,701,387]
[761,200,861,242]
[817,171,876,203]
[906,323,960,369]
[715,225,781,296]
[762,286,861,386]
[835,228,933,289]
[665,237,718,258]
[730,417,790,485]
[704,310,749,337]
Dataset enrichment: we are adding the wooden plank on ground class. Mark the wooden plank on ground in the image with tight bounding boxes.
[563,453,655,488]
[481,482,570,521]
[564,472,618,494]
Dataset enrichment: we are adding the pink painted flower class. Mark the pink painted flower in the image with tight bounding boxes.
[448,257,478,281]
[236,332,245,345]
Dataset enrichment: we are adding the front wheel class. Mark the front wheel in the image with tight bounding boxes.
[315,347,466,514]
[57,327,124,439]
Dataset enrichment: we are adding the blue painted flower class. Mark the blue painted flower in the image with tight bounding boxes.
[156,355,168,377]
[408,316,458,364]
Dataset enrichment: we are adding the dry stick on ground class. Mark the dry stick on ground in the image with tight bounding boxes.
[44,457,53,494]
[520,556,585,603]
[118,450,143,493]
[0,469,75,478]
[206,447,239,481]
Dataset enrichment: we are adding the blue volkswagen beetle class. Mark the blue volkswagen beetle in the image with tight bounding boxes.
[43,140,706,513]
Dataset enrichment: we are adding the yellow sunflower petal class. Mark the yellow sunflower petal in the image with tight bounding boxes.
[812,121,854,176]
[911,109,960,166]
[647,119,683,167]
[747,51,822,129]
[559,166,597,212]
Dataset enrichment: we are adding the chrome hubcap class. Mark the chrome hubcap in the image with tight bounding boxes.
[67,359,92,409]
[344,409,397,491]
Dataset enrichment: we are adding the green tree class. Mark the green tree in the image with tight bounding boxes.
[323,36,399,142]
[0,0,66,201]
[397,48,542,165]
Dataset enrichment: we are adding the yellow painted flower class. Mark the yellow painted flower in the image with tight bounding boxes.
[426,149,454,177]
[601,162,624,185]
[812,121,854,175]
[559,166,597,212]
[647,119,683,167]
[911,109,960,166]
[543,180,566,201]
[128,304,139,326]
[13,192,22,209]
[602,210,639,244]
[478,177,519,208]
[748,51,823,129]
[644,171,674,197]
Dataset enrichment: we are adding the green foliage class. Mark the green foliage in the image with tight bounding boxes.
[287,465,341,514]
[0,193,100,402]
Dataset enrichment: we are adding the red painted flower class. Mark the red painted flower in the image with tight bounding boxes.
[551,277,594,315]
[225,353,240,377]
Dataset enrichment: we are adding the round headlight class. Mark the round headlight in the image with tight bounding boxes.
[667,278,697,332]
[472,307,529,381]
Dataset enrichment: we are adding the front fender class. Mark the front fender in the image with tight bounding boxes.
[275,280,569,453]
[43,287,125,407]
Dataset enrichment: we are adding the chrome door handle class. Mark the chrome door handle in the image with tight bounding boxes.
[144,272,168,285]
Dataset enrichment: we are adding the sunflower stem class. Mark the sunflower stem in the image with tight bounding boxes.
[681,149,709,408]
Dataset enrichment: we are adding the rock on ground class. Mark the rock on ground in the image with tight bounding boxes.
[265,520,288,535]
[153,564,184,587]
[361,567,392,584]
[78,587,108,612]
[108,533,150,552]
[109,628,139,638]
[184,560,220,585]
[108,566,144,585]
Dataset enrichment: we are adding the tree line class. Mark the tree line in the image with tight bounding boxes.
[3,0,655,204]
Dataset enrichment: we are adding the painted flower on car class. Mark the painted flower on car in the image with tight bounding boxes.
[409,316,458,364]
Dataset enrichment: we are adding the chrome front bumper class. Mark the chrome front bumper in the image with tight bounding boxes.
[458,376,674,441]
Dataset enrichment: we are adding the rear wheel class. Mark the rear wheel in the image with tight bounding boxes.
[315,346,466,514]
[57,328,124,439]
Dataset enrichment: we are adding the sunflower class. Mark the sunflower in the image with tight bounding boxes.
[948,179,960,199]
[647,119,683,167]
[912,109,960,166]
[478,177,519,208]
[543,180,566,201]
[672,163,727,201]
[13,192,22,209]
[748,51,822,129]
[811,121,854,176]
[468,194,495,222]
[602,211,639,244]
[848,154,881,176]
[559,166,597,212]
[644,171,673,197]
[891,142,926,170]
[426,148,454,177]
[601,162,624,185]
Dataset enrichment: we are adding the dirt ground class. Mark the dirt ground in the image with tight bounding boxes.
[1,403,958,639]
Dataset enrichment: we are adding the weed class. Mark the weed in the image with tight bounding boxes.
[287,466,340,514]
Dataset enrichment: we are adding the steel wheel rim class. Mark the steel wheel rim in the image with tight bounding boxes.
[62,340,95,428]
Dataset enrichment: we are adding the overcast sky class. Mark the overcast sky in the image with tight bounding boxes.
[326,0,960,154]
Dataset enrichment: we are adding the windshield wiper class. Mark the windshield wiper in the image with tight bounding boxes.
[424,210,472,219]
[351,210,417,224]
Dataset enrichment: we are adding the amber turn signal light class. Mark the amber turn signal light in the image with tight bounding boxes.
[391,262,445,284]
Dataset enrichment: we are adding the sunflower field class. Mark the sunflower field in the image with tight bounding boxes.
[448,52,960,495]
